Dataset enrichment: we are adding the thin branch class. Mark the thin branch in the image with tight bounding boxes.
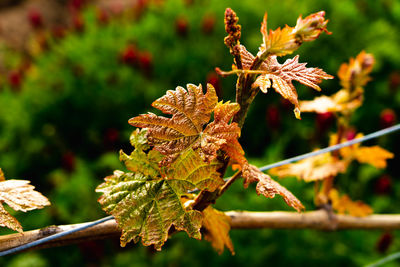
[218,171,242,196]
[2,210,400,255]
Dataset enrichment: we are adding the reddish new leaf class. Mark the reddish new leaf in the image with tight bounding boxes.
[130,84,244,165]
[242,163,304,212]
[239,46,333,119]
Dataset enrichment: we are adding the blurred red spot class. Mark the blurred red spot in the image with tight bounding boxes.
[206,72,222,98]
[380,109,396,129]
[376,232,393,253]
[62,151,76,172]
[28,9,43,29]
[266,105,280,130]
[8,70,22,89]
[316,112,334,132]
[202,14,216,35]
[121,44,138,66]
[374,175,392,195]
[175,17,189,37]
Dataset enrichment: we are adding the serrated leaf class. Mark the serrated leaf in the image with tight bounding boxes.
[329,189,373,217]
[0,180,50,212]
[0,203,22,232]
[242,163,304,212]
[0,170,50,232]
[202,206,234,255]
[130,84,243,165]
[353,146,394,168]
[330,133,393,169]
[240,46,332,119]
[167,148,224,192]
[300,89,362,114]
[120,129,163,177]
[269,152,347,182]
[97,131,224,249]
[96,171,202,249]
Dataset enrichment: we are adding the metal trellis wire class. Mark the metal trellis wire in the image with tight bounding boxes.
[1,123,399,256]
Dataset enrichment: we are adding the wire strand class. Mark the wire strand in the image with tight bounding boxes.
[0,216,114,257]
[259,123,400,172]
[1,123,399,256]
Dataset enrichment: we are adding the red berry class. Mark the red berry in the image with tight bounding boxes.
[316,112,334,132]
[376,232,393,253]
[206,72,222,98]
[175,17,189,37]
[266,105,280,130]
[28,9,43,29]
[380,109,396,128]
[374,175,392,195]
[121,45,138,66]
[8,70,22,89]
[202,14,216,35]
[62,151,76,172]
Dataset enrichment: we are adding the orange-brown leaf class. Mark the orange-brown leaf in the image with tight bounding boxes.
[300,89,362,114]
[338,51,375,91]
[259,11,329,57]
[0,204,22,232]
[353,146,394,168]
[199,101,243,162]
[294,11,330,42]
[130,84,239,164]
[202,206,234,255]
[329,189,373,217]
[0,172,50,232]
[330,133,394,168]
[242,163,304,212]
[240,46,332,119]
[269,153,347,182]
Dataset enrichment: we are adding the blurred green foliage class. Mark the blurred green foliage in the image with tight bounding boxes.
[0,0,400,265]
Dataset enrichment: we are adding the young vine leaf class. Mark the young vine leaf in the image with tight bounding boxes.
[0,169,50,232]
[269,153,348,182]
[96,129,224,249]
[202,206,234,255]
[129,84,243,165]
[239,45,333,119]
[329,189,373,217]
[259,11,330,57]
[300,51,374,114]
[330,133,394,169]
[242,163,304,212]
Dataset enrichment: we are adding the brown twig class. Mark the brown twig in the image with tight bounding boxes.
[2,210,400,254]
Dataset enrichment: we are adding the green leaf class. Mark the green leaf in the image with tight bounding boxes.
[96,171,202,250]
[97,129,224,249]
